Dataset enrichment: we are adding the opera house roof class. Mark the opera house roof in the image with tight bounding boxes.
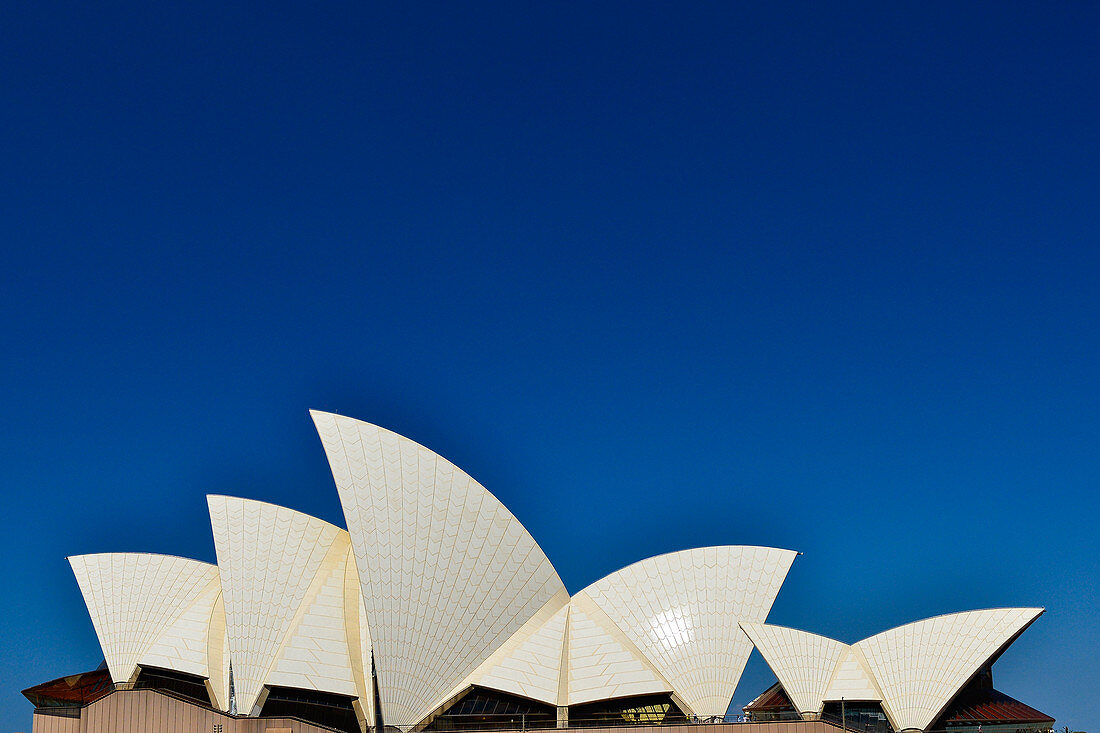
[59,412,1046,733]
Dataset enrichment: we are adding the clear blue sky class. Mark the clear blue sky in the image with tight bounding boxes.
[2,2,1097,731]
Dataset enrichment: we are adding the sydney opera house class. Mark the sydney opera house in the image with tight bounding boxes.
[24,412,1053,733]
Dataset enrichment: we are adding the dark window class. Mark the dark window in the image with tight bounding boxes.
[569,694,688,727]
[423,687,557,731]
[134,666,212,707]
[821,701,894,733]
[260,685,360,733]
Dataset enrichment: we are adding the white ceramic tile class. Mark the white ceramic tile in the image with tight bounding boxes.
[69,553,221,685]
[312,412,567,728]
[821,646,881,703]
[739,623,848,716]
[268,534,359,697]
[566,596,671,705]
[140,573,223,678]
[208,495,344,714]
[854,607,1043,731]
[579,546,797,716]
[462,591,570,705]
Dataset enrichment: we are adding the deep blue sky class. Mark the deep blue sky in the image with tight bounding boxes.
[2,2,1098,730]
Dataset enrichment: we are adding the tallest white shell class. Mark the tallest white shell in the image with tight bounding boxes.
[311,411,567,728]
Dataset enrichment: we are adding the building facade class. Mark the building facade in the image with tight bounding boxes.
[25,412,1052,733]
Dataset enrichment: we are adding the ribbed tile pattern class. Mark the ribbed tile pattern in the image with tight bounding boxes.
[739,623,847,716]
[854,608,1044,732]
[311,411,567,728]
[357,584,375,724]
[567,598,671,705]
[821,647,881,703]
[206,595,230,710]
[69,553,220,684]
[268,534,358,697]
[64,413,1048,733]
[208,495,342,715]
[466,591,570,705]
[140,574,223,678]
[579,546,797,716]
[344,552,376,727]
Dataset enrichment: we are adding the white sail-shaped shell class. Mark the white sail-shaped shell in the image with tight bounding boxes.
[578,545,797,716]
[821,646,881,703]
[208,495,368,715]
[854,607,1044,731]
[566,594,673,705]
[456,590,571,705]
[69,553,220,685]
[739,623,848,716]
[311,412,567,728]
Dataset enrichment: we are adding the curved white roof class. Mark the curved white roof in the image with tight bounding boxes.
[208,495,365,715]
[348,555,377,729]
[312,412,567,728]
[139,568,224,679]
[738,623,848,716]
[566,593,673,705]
[455,589,571,706]
[854,607,1043,732]
[821,646,881,703]
[442,588,682,710]
[206,594,231,710]
[61,412,1047,733]
[68,553,220,685]
[578,545,797,716]
[741,611,1044,728]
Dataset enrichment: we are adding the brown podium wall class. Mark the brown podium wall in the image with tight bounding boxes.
[32,688,342,733]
